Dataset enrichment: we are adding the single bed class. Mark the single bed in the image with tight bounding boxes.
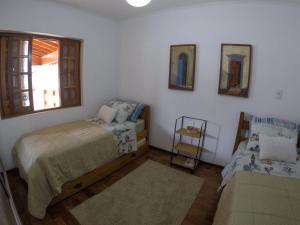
[213,112,300,225]
[12,105,150,219]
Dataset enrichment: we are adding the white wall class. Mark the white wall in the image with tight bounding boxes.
[119,2,300,166]
[1,0,300,169]
[0,0,120,169]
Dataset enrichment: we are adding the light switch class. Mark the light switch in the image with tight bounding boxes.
[275,89,283,100]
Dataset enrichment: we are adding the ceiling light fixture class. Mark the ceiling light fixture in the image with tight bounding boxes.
[126,0,151,7]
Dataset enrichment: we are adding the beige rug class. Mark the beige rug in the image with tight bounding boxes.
[70,160,204,225]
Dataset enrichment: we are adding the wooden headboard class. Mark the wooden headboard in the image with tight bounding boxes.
[233,112,300,154]
[140,105,150,132]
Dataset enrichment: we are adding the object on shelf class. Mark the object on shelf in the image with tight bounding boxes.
[184,158,195,168]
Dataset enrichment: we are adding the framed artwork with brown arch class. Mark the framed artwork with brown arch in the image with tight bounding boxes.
[168,44,196,91]
[218,44,252,97]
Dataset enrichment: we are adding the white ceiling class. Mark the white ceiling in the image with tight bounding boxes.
[46,0,216,20]
[46,0,299,20]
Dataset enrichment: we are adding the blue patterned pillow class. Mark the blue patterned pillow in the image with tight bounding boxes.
[128,103,145,122]
[248,114,299,131]
[246,114,299,152]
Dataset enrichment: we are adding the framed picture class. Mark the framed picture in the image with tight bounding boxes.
[218,44,252,97]
[169,44,196,91]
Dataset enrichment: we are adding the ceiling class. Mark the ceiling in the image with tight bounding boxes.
[32,38,59,65]
[32,39,58,57]
[43,0,299,20]
[46,0,216,20]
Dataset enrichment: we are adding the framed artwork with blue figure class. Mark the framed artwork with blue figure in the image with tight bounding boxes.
[169,44,196,91]
[218,44,252,97]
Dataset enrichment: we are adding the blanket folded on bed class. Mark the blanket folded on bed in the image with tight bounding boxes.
[13,120,120,219]
[213,171,300,225]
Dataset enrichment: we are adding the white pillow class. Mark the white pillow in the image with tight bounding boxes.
[247,122,298,151]
[97,105,117,124]
[259,134,297,163]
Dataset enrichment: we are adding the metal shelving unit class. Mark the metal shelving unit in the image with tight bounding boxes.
[170,116,207,173]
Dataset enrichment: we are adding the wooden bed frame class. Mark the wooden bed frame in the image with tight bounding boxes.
[50,105,150,205]
[233,112,300,154]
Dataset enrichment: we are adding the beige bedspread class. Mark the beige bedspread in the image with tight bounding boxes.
[13,120,119,219]
[213,171,300,225]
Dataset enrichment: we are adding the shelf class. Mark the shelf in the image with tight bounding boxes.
[176,142,200,157]
[172,117,207,172]
[171,155,195,170]
[176,128,203,138]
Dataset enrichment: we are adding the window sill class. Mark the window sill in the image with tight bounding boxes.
[1,104,82,120]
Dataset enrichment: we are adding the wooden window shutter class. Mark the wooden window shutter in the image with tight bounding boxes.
[0,37,10,116]
[59,39,81,107]
[0,35,34,118]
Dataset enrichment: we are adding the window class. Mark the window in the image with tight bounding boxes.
[0,32,81,119]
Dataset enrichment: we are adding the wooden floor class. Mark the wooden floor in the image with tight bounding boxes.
[7,148,222,225]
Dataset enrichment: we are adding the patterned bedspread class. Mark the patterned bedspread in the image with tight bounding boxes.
[86,118,138,154]
[221,141,300,188]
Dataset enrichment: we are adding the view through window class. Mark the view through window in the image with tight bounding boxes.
[32,38,60,111]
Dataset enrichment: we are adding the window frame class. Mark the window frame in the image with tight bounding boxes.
[0,31,82,119]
